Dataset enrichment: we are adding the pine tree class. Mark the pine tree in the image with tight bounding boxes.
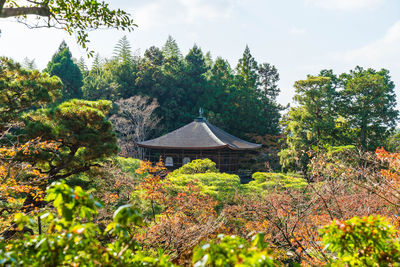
[341,67,399,150]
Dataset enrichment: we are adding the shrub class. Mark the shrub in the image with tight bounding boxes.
[243,172,307,194]
[170,158,218,175]
[166,172,241,203]
[321,215,400,266]
[192,233,276,266]
[0,180,174,266]
[114,156,141,177]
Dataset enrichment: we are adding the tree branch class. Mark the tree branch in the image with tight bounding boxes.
[0,0,6,14]
[0,6,50,18]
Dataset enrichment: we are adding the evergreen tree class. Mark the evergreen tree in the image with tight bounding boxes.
[0,57,62,131]
[162,35,182,59]
[45,41,83,100]
[113,35,133,63]
[258,63,280,101]
[205,57,235,127]
[182,45,209,123]
[22,99,118,180]
[279,75,335,172]
[340,67,399,150]
[22,57,37,70]
[235,45,259,89]
[91,53,103,73]
[204,51,213,70]
[229,46,263,138]
[279,67,398,172]
[77,56,88,74]
[136,46,186,133]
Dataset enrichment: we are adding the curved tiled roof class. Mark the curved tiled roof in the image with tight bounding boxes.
[137,117,261,150]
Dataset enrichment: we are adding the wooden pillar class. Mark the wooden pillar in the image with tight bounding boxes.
[218,150,221,170]
[228,151,231,172]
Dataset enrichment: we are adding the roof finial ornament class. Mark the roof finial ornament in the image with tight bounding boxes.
[199,107,204,118]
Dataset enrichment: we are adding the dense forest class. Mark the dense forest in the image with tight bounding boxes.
[3,0,400,266]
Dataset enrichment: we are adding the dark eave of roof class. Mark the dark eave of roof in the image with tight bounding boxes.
[137,117,261,151]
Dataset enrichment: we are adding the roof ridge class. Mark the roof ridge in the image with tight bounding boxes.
[200,120,226,146]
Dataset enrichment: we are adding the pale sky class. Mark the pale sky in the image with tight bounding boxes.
[1,0,400,106]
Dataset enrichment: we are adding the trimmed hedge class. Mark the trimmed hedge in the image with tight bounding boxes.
[166,172,241,202]
[243,172,308,193]
[170,158,218,175]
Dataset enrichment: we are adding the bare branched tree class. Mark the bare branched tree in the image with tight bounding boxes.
[110,95,160,158]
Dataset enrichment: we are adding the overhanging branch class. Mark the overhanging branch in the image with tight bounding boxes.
[0,6,50,18]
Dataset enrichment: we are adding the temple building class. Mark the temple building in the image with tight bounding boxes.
[137,116,261,172]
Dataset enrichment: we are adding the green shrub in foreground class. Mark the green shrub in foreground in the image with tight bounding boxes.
[0,180,173,267]
[321,215,400,266]
[192,233,276,266]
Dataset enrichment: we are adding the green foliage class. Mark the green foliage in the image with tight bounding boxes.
[279,75,336,172]
[192,233,276,266]
[340,67,399,150]
[0,57,62,130]
[81,58,120,100]
[209,45,282,138]
[0,181,174,266]
[22,99,118,181]
[80,39,282,140]
[385,129,400,152]
[113,35,133,63]
[45,41,83,100]
[280,67,399,172]
[321,215,400,266]
[162,35,182,59]
[244,172,308,193]
[114,156,141,176]
[166,172,241,202]
[22,57,37,70]
[170,158,218,175]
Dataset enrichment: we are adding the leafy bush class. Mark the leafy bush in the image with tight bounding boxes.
[0,180,173,266]
[170,158,218,175]
[114,156,141,177]
[243,172,307,193]
[192,233,276,266]
[321,215,400,266]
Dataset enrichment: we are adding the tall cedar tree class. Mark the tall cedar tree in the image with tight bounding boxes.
[109,36,137,98]
[162,36,183,59]
[45,41,83,100]
[182,45,209,123]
